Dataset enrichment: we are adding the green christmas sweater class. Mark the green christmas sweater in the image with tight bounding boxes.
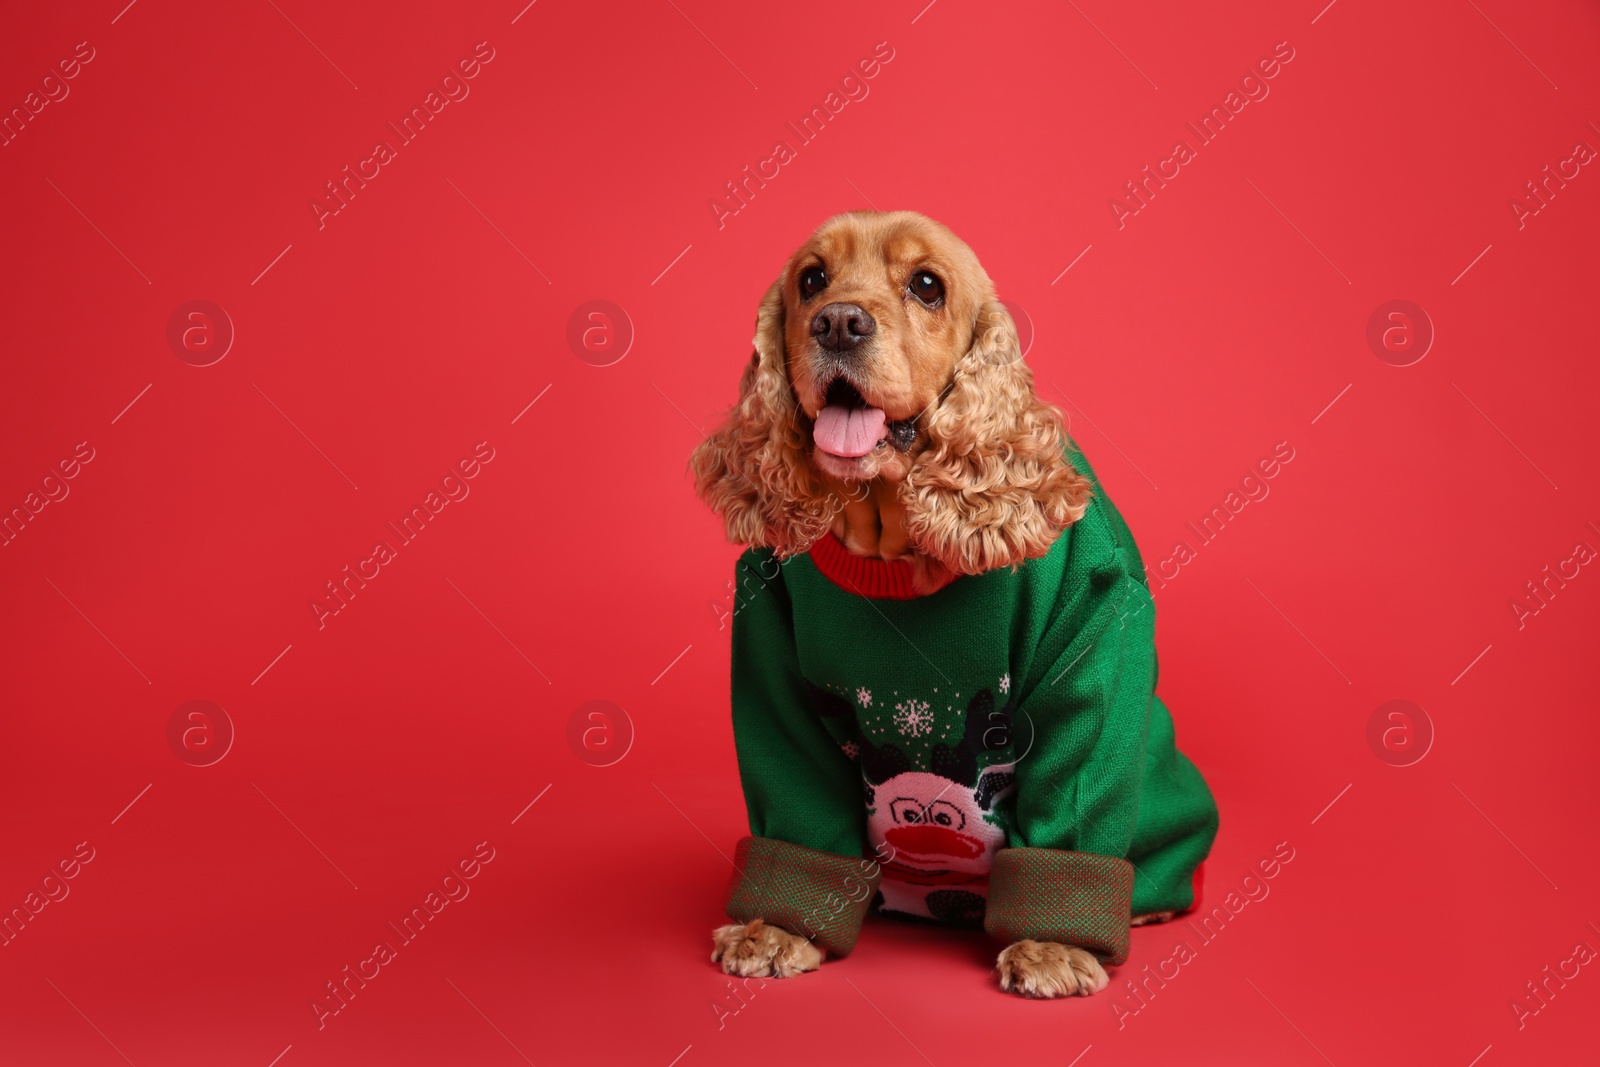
[722,444,1218,965]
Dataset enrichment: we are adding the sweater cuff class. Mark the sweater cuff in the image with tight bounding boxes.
[723,836,882,957]
[983,848,1135,965]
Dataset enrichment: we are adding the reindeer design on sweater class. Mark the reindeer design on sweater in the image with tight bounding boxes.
[808,685,1020,925]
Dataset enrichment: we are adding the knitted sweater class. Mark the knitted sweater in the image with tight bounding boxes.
[722,444,1218,965]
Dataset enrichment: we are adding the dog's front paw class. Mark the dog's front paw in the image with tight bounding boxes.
[996,940,1109,999]
[710,919,824,979]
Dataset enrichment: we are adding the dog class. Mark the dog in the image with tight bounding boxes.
[692,211,1218,998]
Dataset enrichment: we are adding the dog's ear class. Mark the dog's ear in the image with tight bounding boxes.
[902,299,1092,575]
[691,277,833,555]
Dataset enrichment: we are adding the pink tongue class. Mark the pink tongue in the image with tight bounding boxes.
[813,405,887,458]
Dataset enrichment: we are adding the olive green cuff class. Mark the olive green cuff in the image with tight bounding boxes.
[724,836,882,957]
[983,847,1135,964]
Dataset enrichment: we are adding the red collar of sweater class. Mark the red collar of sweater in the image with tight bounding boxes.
[807,532,957,600]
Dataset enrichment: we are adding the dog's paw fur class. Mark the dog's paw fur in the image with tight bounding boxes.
[996,940,1110,998]
[1131,910,1175,927]
[710,919,824,979]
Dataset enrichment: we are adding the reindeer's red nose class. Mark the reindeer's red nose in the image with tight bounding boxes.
[885,825,983,860]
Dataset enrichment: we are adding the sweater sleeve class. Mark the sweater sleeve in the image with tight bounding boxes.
[722,550,880,957]
[982,511,1154,965]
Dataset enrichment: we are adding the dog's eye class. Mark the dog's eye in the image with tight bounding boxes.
[909,271,944,306]
[799,266,828,299]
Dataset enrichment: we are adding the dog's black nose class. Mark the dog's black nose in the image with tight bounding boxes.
[811,302,876,352]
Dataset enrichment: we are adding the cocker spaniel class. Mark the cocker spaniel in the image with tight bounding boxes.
[692,210,1218,998]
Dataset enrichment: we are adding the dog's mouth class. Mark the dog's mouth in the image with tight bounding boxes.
[812,377,918,459]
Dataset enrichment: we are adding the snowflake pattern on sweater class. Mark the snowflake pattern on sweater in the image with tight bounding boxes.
[892,699,933,737]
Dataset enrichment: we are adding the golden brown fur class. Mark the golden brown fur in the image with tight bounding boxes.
[996,940,1109,998]
[691,211,1090,589]
[710,920,823,979]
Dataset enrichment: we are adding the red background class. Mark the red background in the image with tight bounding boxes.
[2,1,1597,1064]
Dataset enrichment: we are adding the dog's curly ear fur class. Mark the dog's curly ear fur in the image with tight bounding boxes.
[691,278,833,555]
[902,299,1091,575]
